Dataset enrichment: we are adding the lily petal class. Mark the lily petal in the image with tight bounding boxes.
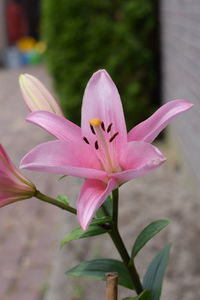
[0,194,30,208]
[81,70,127,152]
[0,145,34,189]
[26,111,81,142]
[112,141,166,183]
[77,179,117,230]
[0,144,36,207]
[128,99,193,143]
[20,140,107,181]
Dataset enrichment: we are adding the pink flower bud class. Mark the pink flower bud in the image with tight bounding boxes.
[0,144,36,207]
[19,74,64,116]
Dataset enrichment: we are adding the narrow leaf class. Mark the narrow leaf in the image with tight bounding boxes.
[60,224,109,247]
[143,244,171,300]
[65,258,134,290]
[58,175,67,181]
[131,220,170,258]
[96,195,113,218]
[122,290,151,300]
[91,216,112,225]
[56,194,70,205]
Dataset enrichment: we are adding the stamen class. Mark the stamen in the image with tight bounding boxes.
[83,137,90,144]
[109,132,119,142]
[90,125,96,135]
[101,122,105,131]
[95,140,99,150]
[107,123,113,133]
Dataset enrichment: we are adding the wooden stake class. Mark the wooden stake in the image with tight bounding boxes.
[106,272,118,300]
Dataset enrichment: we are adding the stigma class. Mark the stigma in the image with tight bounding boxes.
[89,118,102,127]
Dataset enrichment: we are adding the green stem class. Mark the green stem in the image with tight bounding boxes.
[107,189,143,295]
[35,190,77,214]
[112,189,118,225]
[109,226,143,294]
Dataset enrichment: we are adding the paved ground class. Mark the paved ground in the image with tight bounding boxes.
[0,66,199,300]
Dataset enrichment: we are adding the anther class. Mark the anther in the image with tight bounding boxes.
[109,132,119,142]
[101,122,105,131]
[107,123,113,133]
[95,140,99,150]
[90,125,96,135]
[83,137,90,144]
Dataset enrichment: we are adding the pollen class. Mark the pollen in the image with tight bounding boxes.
[89,118,102,127]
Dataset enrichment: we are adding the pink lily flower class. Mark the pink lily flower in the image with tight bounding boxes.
[19,74,64,116]
[0,144,36,207]
[20,70,193,230]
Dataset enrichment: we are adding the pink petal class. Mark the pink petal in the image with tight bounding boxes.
[128,99,193,143]
[0,145,35,204]
[77,179,117,230]
[112,141,166,183]
[0,145,34,188]
[0,195,18,207]
[0,194,29,208]
[26,111,81,142]
[20,140,107,181]
[81,70,127,152]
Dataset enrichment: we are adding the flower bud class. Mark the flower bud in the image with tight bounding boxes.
[19,74,64,116]
[0,144,36,207]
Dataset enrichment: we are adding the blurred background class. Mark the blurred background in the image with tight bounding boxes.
[0,1,199,300]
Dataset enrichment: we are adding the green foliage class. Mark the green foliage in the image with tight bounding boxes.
[41,0,159,130]
[122,290,151,300]
[65,258,134,289]
[96,195,113,218]
[143,245,171,300]
[131,220,170,259]
[56,194,69,205]
[60,217,111,247]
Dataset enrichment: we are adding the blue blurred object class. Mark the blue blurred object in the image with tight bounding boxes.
[4,46,21,68]
[19,51,30,65]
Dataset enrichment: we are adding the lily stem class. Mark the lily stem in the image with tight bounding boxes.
[107,189,143,295]
[109,226,143,295]
[112,189,119,225]
[35,190,77,214]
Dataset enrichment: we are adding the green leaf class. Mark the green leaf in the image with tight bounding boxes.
[65,258,134,290]
[60,223,109,247]
[122,290,151,300]
[58,175,67,181]
[131,220,170,258]
[56,194,70,205]
[143,245,171,300]
[96,195,113,218]
[91,216,112,225]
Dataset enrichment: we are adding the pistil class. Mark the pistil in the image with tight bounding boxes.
[89,118,120,173]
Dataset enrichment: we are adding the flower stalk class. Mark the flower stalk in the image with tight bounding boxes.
[112,189,119,225]
[103,189,143,295]
[35,190,77,214]
[109,226,143,295]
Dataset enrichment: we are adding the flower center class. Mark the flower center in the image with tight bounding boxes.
[83,118,121,173]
